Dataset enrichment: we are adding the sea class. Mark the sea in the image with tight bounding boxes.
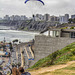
[0,26,39,42]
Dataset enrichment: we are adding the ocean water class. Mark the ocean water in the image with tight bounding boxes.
[0,26,39,42]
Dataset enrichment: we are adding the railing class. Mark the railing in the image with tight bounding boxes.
[25,47,34,60]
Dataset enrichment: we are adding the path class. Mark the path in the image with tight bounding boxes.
[30,61,75,75]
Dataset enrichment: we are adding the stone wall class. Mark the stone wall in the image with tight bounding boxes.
[30,35,75,66]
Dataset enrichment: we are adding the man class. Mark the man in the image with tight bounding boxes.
[19,67,31,75]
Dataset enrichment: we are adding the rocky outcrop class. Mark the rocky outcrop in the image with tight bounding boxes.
[18,20,59,31]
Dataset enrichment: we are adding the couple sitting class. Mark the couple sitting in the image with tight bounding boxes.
[12,67,31,75]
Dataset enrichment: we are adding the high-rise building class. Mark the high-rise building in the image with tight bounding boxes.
[64,14,69,23]
[10,15,28,21]
[59,16,65,24]
[10,15,14,21]
[14,15,21,21]
[71,15,75,19]
[35,14,44,21]
[4,15,10,20]
[20,15,28,20]
[59,14,69,24]
[0,17,2,20]
[44,14,50,21]
[50,16,59,22]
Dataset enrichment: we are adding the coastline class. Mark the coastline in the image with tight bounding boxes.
[17,29,40,33]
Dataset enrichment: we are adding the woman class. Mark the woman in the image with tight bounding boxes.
[12,67,20,75]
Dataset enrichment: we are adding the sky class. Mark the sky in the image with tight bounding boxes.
[0,0,75,18]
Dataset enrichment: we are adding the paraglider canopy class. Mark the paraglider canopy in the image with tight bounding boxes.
[25,0,45,5]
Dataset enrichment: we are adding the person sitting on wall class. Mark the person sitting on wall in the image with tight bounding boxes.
[19,67,31,75]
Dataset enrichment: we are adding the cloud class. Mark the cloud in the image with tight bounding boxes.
[0,0,75,17]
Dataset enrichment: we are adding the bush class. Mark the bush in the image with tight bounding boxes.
[71,49,75,55]
[70,26,74,29]
[50,50,59,65]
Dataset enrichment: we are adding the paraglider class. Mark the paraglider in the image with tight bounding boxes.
[25,0,45,5]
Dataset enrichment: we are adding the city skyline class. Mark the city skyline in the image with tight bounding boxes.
[0,0,75,18]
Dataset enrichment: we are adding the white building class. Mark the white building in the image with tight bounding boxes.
[59,14,69,24]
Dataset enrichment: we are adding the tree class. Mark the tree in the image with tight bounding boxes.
[68,18,72,23]
[72,18,75,23]
[50,50,59,65]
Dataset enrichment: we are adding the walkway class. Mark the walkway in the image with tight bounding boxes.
[30,61,75,75]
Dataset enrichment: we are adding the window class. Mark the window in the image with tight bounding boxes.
[71,32,75,38]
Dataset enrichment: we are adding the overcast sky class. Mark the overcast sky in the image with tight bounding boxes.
[0,0,75,18]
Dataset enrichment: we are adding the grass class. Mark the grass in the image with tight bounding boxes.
[29,42,75,69]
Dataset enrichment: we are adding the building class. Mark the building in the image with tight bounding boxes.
[8,15,28,21]
[29,28,75,66]
[71,15,75,19]
[10,15,14,21]
[14,15,21,21]
[4,15,10,20]
[50,16,59,22]
[59,14,69,24]
[44,14,50,21]
[64,14,69,23]
[35,14,44,21]
[32,14,44,21]
[0,18,2,20]
[20,15,28,20]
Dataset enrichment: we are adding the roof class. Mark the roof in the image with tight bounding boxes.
[40,27,75,34]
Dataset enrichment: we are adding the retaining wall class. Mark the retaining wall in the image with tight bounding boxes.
[30,35,75,66]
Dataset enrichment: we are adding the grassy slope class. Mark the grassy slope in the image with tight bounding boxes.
[30,42,75,69]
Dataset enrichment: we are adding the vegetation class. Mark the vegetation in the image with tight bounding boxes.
[61,27,67,29]
[68,18,75,23]
[70,26,74,29]
[30,42,75,69]
[23,27,28,31]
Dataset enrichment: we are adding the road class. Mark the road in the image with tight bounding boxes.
[0,57,11,74]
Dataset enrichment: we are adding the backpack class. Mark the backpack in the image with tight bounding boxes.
[21,72,31,75]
